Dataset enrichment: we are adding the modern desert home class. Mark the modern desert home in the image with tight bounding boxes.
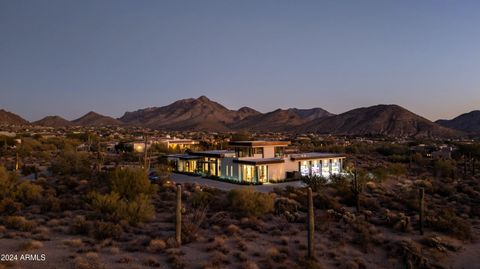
[167,141,346,184]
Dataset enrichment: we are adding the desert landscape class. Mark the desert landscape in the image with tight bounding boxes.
[2,1,480,268]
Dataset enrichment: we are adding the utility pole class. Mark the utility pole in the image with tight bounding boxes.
[97,141,102,173]
[307,187,315,259]
[176,184,182,246]
[419,188,425,235]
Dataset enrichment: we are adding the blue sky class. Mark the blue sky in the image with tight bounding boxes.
[1,0,480,121]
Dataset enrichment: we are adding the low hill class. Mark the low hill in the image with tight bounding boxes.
[0,109,29,126]
[231,108,332,132]
[33,116,72,127]
[72,111,122,127]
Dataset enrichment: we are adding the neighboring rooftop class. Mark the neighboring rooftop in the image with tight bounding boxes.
[233,158,285,165]
[190,150,235,158]
[290,152,346,161]
[228,141,291,147]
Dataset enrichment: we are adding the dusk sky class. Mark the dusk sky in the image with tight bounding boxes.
[1,0,480,122]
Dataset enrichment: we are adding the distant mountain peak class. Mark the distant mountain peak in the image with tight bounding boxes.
[197,95,210,102]
[72,111,122,127]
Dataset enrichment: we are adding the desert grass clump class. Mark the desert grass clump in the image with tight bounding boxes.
[166,249,186,269]
[19,240,43,251]
[69,216,91,235]
[227,188,274,217]
[233,251,248,262]
[143,257,161,268]
[147,239,167,253]
[241,261,260,269]
[2,216,35,232]
[266,246,286,262]
[226,224,240,235]
[279,236,289,246]
[206,236,227,253]
[63,238,84,248]
[72,252,104,269]
[210,251,230,267]
[32,226,50,241]
[92,221,123,240]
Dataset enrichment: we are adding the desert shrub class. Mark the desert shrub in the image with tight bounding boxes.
[2,216,35,231]
[51,150,91,176]
[433,159,456,179]
[274,197,300,222]
[0,198,22,215]
[301,175,328,192]
[88,192,154,225]
[70,216,91,235]
[87,167,156,225]
[429,208,472,240]
[156,164,172,183]
[0,166,43,208]
[376,144,408,157]
[88,192,121,217]
[182,207,207,243]
[189,191,214,209]
[108,167,156,201]
[92,221,123,240]
[0,167,18,200]
[118,194,155,224]
[315,192,342,210]
[14,181,43,204]
[386,163,407,177]
[227,188,274,217]
[431,179,455,197]
[41,194,61,212]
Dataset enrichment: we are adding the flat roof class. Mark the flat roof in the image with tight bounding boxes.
[228,141,291,147]
[162,139,198,144]
[233,158,285,165]
[166,154,202,160]
[290,153,346,161]
[190,150,235,158]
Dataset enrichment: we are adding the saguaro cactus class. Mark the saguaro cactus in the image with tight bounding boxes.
[472,158,476,176]
[351,169,361,213]
[419,188,425,235]
[143,134,150,172]
[176,184,182,245]
[15,152,19,171]
[307,187,314,259]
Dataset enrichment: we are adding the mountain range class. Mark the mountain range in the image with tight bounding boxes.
[0,96,478,137]
[436,110,480,134]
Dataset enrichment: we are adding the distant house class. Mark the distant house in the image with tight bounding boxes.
[168,140,346,184]
[157,138,199,150]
